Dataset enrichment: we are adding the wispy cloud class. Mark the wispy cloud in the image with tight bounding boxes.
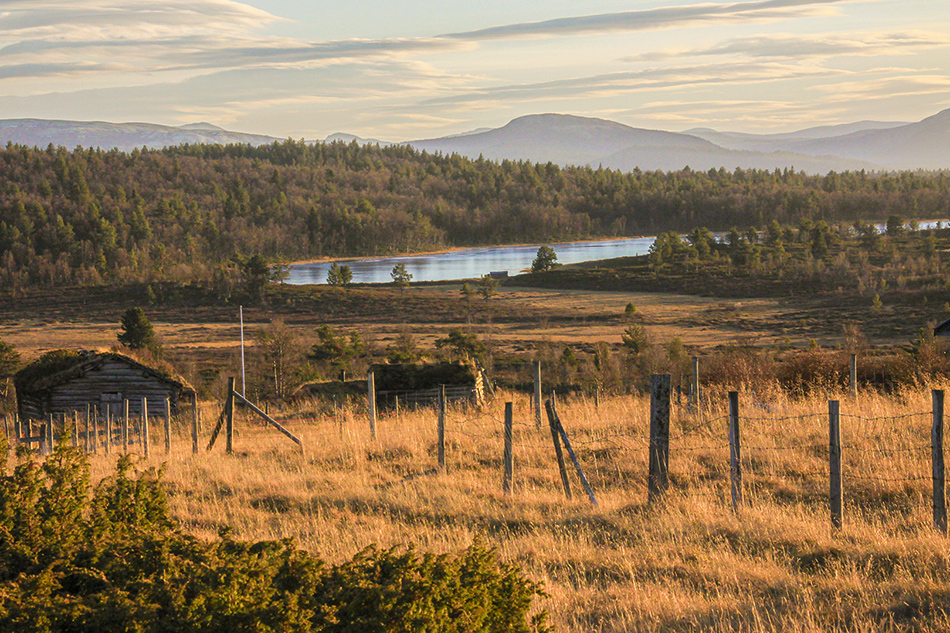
[625,31,950,61]
[442,0,861,40]
[423,61,841,107]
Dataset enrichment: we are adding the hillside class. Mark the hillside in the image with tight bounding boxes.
[0,118,280,151]
[406,113,880,173]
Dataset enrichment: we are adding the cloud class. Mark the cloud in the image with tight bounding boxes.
[813,75,950,100]
[624,31,950,61]
[442,0,861,40]
[422,61,841,107]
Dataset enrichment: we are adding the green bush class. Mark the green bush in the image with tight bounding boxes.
[0,444,550,633]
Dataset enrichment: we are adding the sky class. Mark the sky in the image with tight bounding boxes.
[0,0,948,141]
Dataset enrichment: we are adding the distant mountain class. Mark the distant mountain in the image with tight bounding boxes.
[0,119,280,151]
[684,120,908,151]
[405,113,879,173]
[324,132,392,146]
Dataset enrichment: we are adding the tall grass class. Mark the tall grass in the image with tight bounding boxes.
[80,383,950,632]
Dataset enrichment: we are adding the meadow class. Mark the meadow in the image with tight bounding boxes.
[70,381,950,633]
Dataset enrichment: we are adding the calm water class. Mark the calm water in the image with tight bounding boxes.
[286,237,657,285]
[285,219,948,285]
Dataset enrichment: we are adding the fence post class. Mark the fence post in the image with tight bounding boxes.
[225,377,235,455]
[13,413,20,446]
[728,391,742,512]
[648,374,671,504]
[92,408,99,455]
[105,408,112,454]
[437,385,446,472]
[550,397,599,507]
[829,400,843,530]
[533,360,542,428]
[690,357,700,411]
[71,412,78,447]
[933,390,947,534]
[594,385,600,410]
[84,404,90,453]
[503,402,513,494]
[850,354,858,399]
[545,397,572,500]
[142,397,150,458]
[2,414,7,442]
[164,397,172,455]
[367,370,377,440]
[192,395,199,455]
[39,422,47,455]
[123,400,130,453]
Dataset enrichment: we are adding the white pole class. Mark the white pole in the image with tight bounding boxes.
[239,305,246,397]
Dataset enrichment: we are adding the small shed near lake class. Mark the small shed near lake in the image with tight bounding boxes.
[15,350,196,421]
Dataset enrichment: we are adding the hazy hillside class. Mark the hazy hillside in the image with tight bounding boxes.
[406,113,880,173]
[0,119,280,151]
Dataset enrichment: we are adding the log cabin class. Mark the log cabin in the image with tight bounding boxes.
[15,350,196,421]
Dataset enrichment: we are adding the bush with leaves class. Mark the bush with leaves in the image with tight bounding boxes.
[0,443,550,632]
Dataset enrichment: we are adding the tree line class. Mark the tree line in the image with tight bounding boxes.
[1,138,949,289]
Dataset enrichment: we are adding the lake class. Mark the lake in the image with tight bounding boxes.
[285,219,948,285]
[285,237,658,285]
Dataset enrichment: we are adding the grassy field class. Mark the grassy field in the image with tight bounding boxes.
[70,383,950,632]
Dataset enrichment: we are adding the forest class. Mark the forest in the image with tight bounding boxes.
[0,138,949,289]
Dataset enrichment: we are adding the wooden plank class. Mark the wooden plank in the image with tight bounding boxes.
[142,397,150,458]
[164,397,171,455]
[850,354,858,399]
[231,390,303,449]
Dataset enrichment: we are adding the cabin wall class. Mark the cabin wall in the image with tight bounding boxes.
[19,359,187,420]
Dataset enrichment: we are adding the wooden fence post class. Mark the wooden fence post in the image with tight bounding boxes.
[594,385,600,410]
[39,422,47,455]
[503,402,513,494]
[71,412,78,448]
[545,397,572,500]
[2,414,8,442]
[690,357,700,411]
[829,400,843,530]
[933,389,947,534]
[92,408,98,455]
[84,404,90,453]
[728,391,742,512]
[123,400,130,453]
[225,377,235,455]
[437,385,446,471]
[367,370,377,440]
[164,397,172,455]
[648,374,671,503]
[13,413,20,447]
[850,354,858,399]
[106,408,115,454]
[142,397,150,458]
[192,395,199,455]
[533,360,542,428]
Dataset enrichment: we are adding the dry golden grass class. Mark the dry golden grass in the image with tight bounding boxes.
[76,383,950,632]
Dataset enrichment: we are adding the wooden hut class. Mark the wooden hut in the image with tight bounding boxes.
[15,350,195,421]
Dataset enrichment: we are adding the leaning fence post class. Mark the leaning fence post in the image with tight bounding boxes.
[932,390,947,534]
[648,374,671,503]
[829,400,843,530]
[728,391,742,512]
[503,402,514,494]
[367,370,377,440]
[164,397,172,455]
[437,385,446,472]
[533,360,542,429]
[550,397,599,507]
[142,397,150,458]
[545,397,572,500]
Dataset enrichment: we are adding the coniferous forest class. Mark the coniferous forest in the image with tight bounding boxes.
[1,139,949,289]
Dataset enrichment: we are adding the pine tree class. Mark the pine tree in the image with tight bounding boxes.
[118,307,156,351]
